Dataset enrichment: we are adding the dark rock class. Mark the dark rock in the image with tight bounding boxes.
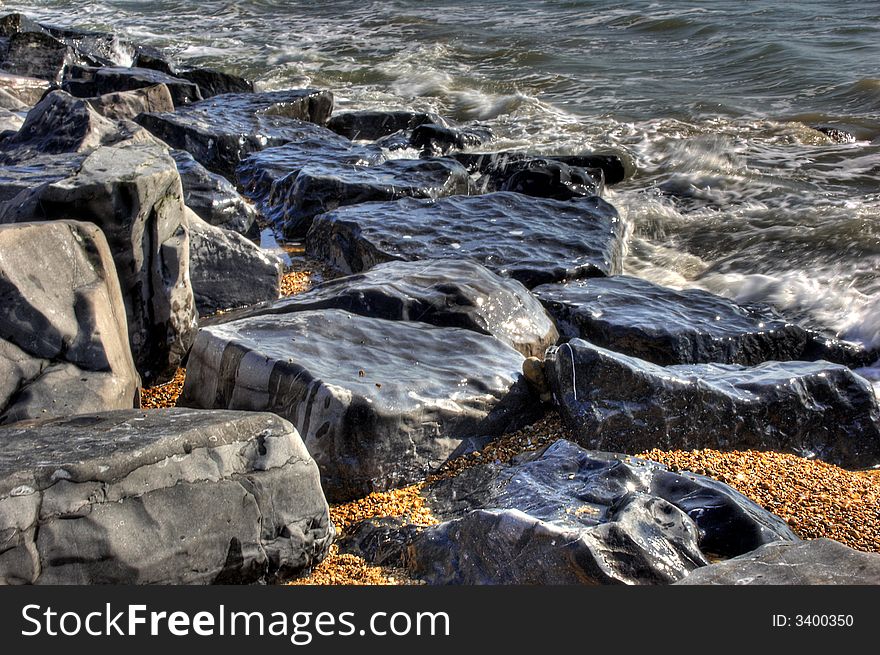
[180,309,535,501]
[455,151,630,186]
[0,153,85,203]
[532,275,876,367]
[269,157,473,238]
[85,84,175,121]
[63,66,202,107]
[327,110,446,141]
[187,210,282,317]
[0,71,51,107]
[135,89,335,178]
[814,125,857,144]
[178,68,254,98]
[0,221,139,424]
[0,31,87,83]
[676,539,880,585]
[0,13,45,36]
[307,192,625,288]
[410,122,493,156]
[545,339,880,468]
[501,159,603,199]
[132,49,175,76]
[0,408,332,584]
[210,259,558,358]
[172,149,258,235]
[341,440,796,584]
[0,142,198,386]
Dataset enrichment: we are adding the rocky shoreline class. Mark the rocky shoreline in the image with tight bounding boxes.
[1,12,879,585]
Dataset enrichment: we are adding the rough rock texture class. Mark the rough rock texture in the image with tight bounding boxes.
[268,157,473,238]
[0,142,198,386]
[0,408,333,584]
[178,68,254,98]
[676,539,880,585]
[0,153,85,203]
[455,151,630,187]
[172,149,258,235]
[0,71,50,107]
[180,309,535,501]
[135,89,335,178]
[327,110,444,141]
[533,275,875,367]
[218,259,558,358]
[85,84,175,121]
[410,122,493,156]
[341,440,796,584]
[0,221,139,424]
[63,66,202,107]
[0,31,87,83]
[545,339,880,468]
[307,192,625,288]
[187,210,282,316]
[0,108,23,133]
[500,160,603,199]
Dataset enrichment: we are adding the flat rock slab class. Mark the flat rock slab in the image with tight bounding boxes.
[135,89,335,178]
[180,309,534,501]
[212,259,558,358]
[85,84,175,121]
[455,151,630,186]
[0,408,332,584]
[676,539,880,585]
[63,66,202,107]
[0,71,51,107]
[340,440,796,584]
[0,153,85,203]
[327,110,444,141]
[545,339,880,468]
[307,192,625,288]
[533,275,875,367]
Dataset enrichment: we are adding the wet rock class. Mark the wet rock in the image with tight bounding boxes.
[410,122,493,156]
[501,159,603,199]
[0,408,332,584]
[676,539,880,585]
[0,108,23,133]
[172,149,258,235]
[63,65,202,107]
[545,339,880,468]
[307,191,625,288]
[0,142,198,386]
[0,71,51,107]
[132,49,175,76]
[178,68,254,98]
[455,151,629,186]
[0,221,139,424]
[187,210,282,317]
[270,157,473,238]
[0,31,87,83]
[135,89,335,177]
[85,84,175,121]
[327,110,445,141]
[813,125,856,144]
[0,153,85,203]
[212,259,558,358]
[341,440,796,584]
[532,275,876,367]
[180,309,535,501]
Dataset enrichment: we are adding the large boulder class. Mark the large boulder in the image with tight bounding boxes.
[0,221,139,424]
[0,153,86,203]
[676,539,880,585]
[0,31,89,83]
[0,71,50,107]
[62,66,202,107]
[135,89,335,178]
[545,339,880,468]
[455,151,630,187]
[307,192,625,288]
[177,68,254,98]
[341,440,797,584]
[85,84,175,121]
[0,142,198,385]
[0,408,333,584]
[180,309,536,501]
[327,110,445,141]
[187,210,282,317]
[409,122,494,156]
[211,259,558,358]
[533,275,875,367]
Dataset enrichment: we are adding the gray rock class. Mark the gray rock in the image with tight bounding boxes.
[0,31,87,83]
[0,107,23,133]
[216,259,558,358]
[172,149,258,235]
[0,71,51,107]
[0,408,333,584]
[0,142,198,386]
[545,339,880,468]
[341,440,796,584]
[307,192,625,288]
[180,309,535,501]
[63,66,202,107]
[0,153,86,203]
[0,221,139,424]
[455,151,630,186]
[676,539,880,585]
[135,89,335,178]
[177,68,254,98]
[533,275,876,367]
[85,84,175,121]
[187,210,282,317]
[327,110,446,141]
[410,122,494,156]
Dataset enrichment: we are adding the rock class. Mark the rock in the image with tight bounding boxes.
[410,122,493,156]
[178,68,254,98]
[132,49,175,76]
[187,210,282,317]
[135,89,335,178]
[532,275,876,367]
[0,153,85,203]
[180,309,535,501]
[500,159,603,199]
[545,339,880,468]
[85,84,175,121]
[0,31,87,83]
[307,192,625,288]
[676,539,880,585]
[0,142,198,386]
[0,221,139,424]
[268,157,474,238]
[0,107,23,133]
[210,259,558,358]
[63,66,202,107]
[0,71,51,107]
[172,149,258,235]
[0,408,332,584]
[340,440,796,584]
[327,110,446,141]
[455,151,630,186]
[814,125,856,144]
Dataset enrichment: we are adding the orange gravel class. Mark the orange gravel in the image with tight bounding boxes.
[139,368,186,409]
